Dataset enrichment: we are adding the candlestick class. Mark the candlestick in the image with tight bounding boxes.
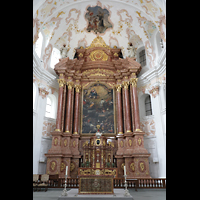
[124,165,126,175]
[123,174,130,197]
[66,166,68,175]
[61,174,68,196]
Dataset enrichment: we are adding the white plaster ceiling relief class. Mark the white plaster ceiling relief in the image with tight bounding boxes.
[140,118,156,137]
[33,0,165,71]
[145,40,156,69]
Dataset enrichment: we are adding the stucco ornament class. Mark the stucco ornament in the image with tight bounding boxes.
[127,42,137,58]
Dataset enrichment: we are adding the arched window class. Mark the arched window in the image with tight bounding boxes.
[45,97,52,118]
[45,94,57,118]
[35,32,43,58]
[139,49,146,67]
[145,95,152,116]
[50,47,60,69]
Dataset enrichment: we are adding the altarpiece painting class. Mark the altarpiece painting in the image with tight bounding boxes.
[82,83,114,134]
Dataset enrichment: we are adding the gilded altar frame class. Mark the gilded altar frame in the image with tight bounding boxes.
[80,81,116,136]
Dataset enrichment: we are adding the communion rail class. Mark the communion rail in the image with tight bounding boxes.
[46,176,166,189]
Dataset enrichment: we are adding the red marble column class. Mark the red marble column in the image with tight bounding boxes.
[122,80,132,133]
[116,84,123,134]
[65,82,74,133]
[73,85,81,134]
[130,77,141,131]
[55,79,65,131]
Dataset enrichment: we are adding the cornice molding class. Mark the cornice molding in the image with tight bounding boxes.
[138,47,166,87]
[33,50,59,90]
[43,116,56,122]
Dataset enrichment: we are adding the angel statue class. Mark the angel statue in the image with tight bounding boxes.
[60,44,68,58]
[127,42,137,58]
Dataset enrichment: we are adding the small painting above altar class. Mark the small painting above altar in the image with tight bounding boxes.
[85,5,113,34]
[82,83,114,134]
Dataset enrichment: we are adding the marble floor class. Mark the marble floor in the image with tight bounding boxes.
[33,188,166,200]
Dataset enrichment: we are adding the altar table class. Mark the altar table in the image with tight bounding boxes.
[78,175,114,194]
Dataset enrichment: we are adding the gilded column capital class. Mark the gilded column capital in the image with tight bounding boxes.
[130,78,138,87]
[75,85,81,93]
[57,79,66,87]
[115,84,122,92]
[66,82,74,90]
[122,80,129,89]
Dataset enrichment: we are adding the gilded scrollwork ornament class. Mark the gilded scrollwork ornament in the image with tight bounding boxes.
[57,79,66,87]
[128,139,132,147]
[64,139,67,147]
[122,81,129,89]
[75,85,81,93]
[130,163,135,171]
[70,162,75,172]
[89,50,108,61]
[138,137,142,146]
[115,84,122,92]
[130,78,138,87]
[67,82,74,90]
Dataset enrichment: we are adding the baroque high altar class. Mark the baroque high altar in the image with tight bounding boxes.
[45,36,151,180]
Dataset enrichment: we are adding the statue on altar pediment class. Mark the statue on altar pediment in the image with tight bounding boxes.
[127,42,137,58]
[95,124,102,138]
[60,44,68,58]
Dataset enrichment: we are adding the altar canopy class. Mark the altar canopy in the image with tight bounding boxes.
[45,36,151,179]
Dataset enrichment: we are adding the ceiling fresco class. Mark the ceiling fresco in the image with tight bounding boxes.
[85,5,113,34]
[33,0,166,71]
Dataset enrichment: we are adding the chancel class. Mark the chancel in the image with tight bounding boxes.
[44,36,151,183]
[33,0,166,199]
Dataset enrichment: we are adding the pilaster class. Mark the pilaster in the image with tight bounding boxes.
[150,84,166,178]
[33,88,48,174]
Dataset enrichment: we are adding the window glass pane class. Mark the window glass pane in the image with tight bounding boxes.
[46,97,51,105]
[145,96,150,103]
[46,104,51,110]
[45,97,52,117]
[146,110,152,116]
[50,48,61,69]
[145,95,152,116]
[145,104,151,110]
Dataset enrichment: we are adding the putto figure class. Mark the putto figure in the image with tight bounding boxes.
[60,44,68,58]
[127,42,137,58]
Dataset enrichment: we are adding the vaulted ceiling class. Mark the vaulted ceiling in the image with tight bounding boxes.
[33,0,166,71]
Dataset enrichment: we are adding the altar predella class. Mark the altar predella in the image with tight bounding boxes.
[45,37,151,191]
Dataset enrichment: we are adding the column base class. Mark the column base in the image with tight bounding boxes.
[134,130,145,135]
[116,133,124,138]
[124,132,133,136]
